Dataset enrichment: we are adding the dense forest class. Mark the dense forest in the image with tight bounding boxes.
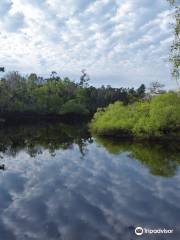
[0,71,146,118]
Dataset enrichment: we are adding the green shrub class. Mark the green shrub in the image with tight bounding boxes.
[90,92,180,138]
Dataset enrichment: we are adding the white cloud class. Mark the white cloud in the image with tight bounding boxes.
[0,0,176,89]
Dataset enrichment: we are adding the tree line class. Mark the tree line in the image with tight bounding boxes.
[0,71,146,117]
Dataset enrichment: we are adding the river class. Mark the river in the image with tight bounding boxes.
[0,122,179,240]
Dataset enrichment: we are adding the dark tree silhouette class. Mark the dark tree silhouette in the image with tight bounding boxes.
[0,67,5,72]
[79,69,90,87]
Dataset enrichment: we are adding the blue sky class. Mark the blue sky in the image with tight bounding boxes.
[0,0,176,88]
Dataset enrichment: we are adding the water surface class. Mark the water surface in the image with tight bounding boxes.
[0,123,179,240]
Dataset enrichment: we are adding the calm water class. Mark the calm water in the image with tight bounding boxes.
[0,123,180,240]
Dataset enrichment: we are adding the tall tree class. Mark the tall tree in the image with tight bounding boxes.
[137,84,146,98]
[79,69,90,88]
[168,0,180,83]
[149,81,165,95]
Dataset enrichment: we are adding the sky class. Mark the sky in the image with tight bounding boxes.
[0,0,177,89]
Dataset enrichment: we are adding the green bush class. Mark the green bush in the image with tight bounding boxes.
[90,92,180,138]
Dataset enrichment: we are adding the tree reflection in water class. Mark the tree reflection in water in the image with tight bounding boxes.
[0,123,180,177]
[95,136,180,177]
[0,123,180,240]
[0,122,91,159]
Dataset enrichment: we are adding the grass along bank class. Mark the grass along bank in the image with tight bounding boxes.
[90,92,180,139]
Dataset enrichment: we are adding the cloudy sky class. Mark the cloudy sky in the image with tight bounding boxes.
[0,0,176,88]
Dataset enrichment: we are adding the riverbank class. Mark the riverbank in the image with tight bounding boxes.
[92,131,180,142]
[0,112,91,124]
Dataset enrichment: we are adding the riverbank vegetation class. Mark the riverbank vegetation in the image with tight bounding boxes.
[0,71,146,119]
[91,91,180,139]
